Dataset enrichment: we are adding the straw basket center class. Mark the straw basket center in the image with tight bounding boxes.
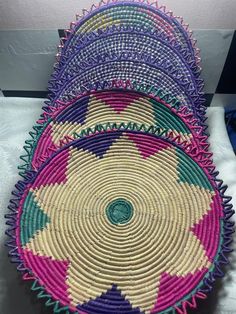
[106,198,134,225]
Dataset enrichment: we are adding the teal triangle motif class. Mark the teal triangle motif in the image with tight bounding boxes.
[150,98,190,134]
[176,148,213,191]
[21,191,50,246]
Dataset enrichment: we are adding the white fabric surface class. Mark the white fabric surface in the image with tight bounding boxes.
[206,107,236,314]
[0,97,235,314]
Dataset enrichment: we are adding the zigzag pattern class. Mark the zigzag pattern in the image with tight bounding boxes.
[58,0,200,64]
[49,52,204,111]
[19,83,206,173]
[4,1,234,314]
[54,25,201,76]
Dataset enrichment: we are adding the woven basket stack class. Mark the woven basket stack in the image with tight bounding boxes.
[5,1,234,314]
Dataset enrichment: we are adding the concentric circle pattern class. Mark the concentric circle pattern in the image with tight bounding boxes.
[63,1,198,64]
[18,129,223,314]
[5,1,234,314]
[52,31,202,108]
[55,58,195,106]
[106,198,134,225]
[31,89,199,170]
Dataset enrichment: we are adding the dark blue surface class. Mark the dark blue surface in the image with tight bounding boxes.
[56,95,90,124]
[72,131,123,158]
[77,284,142,314]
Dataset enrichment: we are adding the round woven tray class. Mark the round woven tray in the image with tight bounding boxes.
[28,89,202,170]
[60,1,199,65]
[14,125,224,314]
[53,58,196,108]
[50,28,203,112]
[5,2,234,313]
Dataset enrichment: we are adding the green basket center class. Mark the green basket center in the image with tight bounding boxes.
[106,198,134,225]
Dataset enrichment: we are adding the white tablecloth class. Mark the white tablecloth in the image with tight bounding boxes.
[0,98,235,314]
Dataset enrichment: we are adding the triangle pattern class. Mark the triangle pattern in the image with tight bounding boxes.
[94,91,142,113]
[22,249,71,306]
[127,133,172,158]
[151,269,208,313]
[32,147,70,189]
[21,192,50,246]
[56,95,90,124]
[191,193,222,262]
[77,284,142,314]
[150,98,190,134]
[31,124,57,170]
[175,147,214,191]
[72,131,123,158]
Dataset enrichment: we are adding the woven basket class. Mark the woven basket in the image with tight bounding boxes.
[50,28,203,113]
[53,58,197,108]
[60,1,200,65]
[29,89,202,170]
[13,125,225,314]
[5,1,234,314]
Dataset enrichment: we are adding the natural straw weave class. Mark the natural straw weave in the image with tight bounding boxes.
[5,1,235,314]
[15,126,224,314]
[50,28,203,112]
[28,89,203,170]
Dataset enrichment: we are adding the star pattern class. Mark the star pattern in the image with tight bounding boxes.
[51,93,191,146]
[22,133,217,313]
